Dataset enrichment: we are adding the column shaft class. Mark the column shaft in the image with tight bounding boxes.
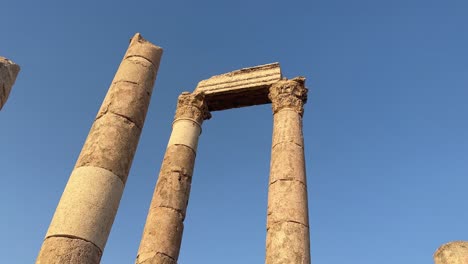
[136,92,210,264]
[266,77,310,264]
[36,33,162,264]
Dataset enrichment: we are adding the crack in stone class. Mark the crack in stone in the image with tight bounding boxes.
[137,251,176,264]
[125,55,158,69]
[267,220,309,231]
[45,234,103,255]
[158,205,184,219]
[172,143,197,156]
[110,111,142,130]
[95,109,143,130]
[112,80,139,85]
[272,140,303,149]
[269,178,306,187]
[74,165,125,186]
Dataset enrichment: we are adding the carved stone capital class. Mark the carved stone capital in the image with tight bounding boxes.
[269,77,308,116]
[174,92,211,124]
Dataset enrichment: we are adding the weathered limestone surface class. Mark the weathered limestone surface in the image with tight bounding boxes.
[37,33,162,263]
[37,237,102,264]
[75,113,141,183]
[45,166,124,250]
[136,92,210,264]
[138,252,177,264]
[434,241,468,264]
[0,57,20,110]
[266,77,310,264]
[266,222,310,264]
[194,62,282,111]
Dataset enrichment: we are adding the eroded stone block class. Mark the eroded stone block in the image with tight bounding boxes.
[272,109,304,147]
[151,144,196,218]
[434,241,468,264]
[266,221,310,264]
[36,236,101,264]
[97,80,152,129]
[194,62,282,111]
[267,180,309,226]
[125,33,163,68]
[270,143,306,184]
[75,113,141,183]
[138,207,184,262]
[136,252,176,264]
[0,57,20,110]
[46,166,124,250]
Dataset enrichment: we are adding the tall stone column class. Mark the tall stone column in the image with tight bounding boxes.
[265,77,310,264]
[434,241,468,264]
[0,57,20,110]
[36,33,163,264]
[136,92,210,264]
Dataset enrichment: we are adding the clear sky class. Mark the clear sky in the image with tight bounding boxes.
[2,0,468,263]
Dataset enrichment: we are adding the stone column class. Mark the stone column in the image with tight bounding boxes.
[434,241,468,264]
[36,33,163,264]
[265,77,310,264]
[136,92,210,264]
[0,57,20,110]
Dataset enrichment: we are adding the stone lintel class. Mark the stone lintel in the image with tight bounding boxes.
[194,62,282,111]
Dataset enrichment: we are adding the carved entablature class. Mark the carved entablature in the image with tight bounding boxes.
[174,92,211,124]
[268,77,308,116]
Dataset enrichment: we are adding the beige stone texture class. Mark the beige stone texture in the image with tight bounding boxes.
[110,57,156,89]
[267,180,309,226]
[137,207,184,263]
[174,92,211,124]
[0,57,20,110]
[434,241,468,264]
[266,222,310,264]
[150,144,195,218]
[269,77,307,116]
[137,92,209,264]
[46,166,124,250]
[272,109,304,148]
[136,252,177,264]
[97,81,151,129]
[75,113,140,183]
[167,119,202,151]
[266,78,310,264]
[270,143,306,184]
[36,236,102,264]
[38,33,162,263]
[196,62,281,93]
[194,63,282,111]
[125,33,163,69]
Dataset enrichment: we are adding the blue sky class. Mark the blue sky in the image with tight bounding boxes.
[2,0,468,263]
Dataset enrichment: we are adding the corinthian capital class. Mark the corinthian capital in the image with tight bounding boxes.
[268,77,308,116]
[174,92,211,124]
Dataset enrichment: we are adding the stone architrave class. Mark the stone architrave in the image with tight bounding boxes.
[136,92,210,264]
[195,62,282,111]
[36,33,163,264]
[434,241,468,264]
[265,77,310,264]
[0,57,20,110]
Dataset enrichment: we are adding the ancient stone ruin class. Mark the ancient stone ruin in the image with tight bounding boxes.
[136,65,310,264]
[35,34,310,264]
[0,57,20,110]
[36,33,163,263]
[32,33,466,264]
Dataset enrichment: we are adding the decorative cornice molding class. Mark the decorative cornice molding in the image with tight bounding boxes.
[268,77,308,116]
[174,92,211,124]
